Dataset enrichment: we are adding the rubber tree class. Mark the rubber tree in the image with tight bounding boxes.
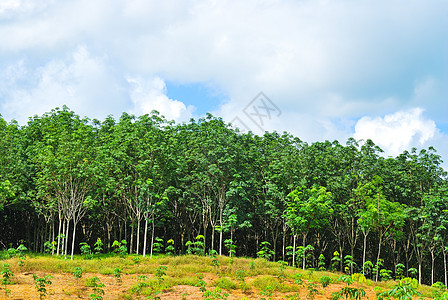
[285,185,333,269]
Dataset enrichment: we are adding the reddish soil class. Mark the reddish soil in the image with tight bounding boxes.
[1,271,381,300]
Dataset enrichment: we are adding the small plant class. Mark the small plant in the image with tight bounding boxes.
[195,273,207,292]
[259,285,274,300]
[132,256,141,264]
[407,268,418,279]
[431,281,447,299]
[165,239,175,255]
[249,261,256,270]
[373,259,384,281]
[351,273,367,286]
[331,251,341,271]
[94,238,103,255]
[277,260,288,283]
[44,241,56,254]
[1,264,14,297]
[377,278,421,300]
[113,268,122,284]
[395,263,405,279]
[320,276,331,288]
[203,287,229,300]
[318,254,326,271]
[344,255,356,274]
[235,269,250,291]
[80,242,93,259]
[72,267,83,281]
[186,235,205,256]
[331,286,366,300]
[32,274,53,300]
[379,269,392,281]
[224,239,236,257]
[306,283,319,300]
[112,240,128,257]
[153,237,164,254]
[294,273,304,286]
[88,276,105,300]
[155,265,167,285]
[257,241,275,261]
[362,261,373,277]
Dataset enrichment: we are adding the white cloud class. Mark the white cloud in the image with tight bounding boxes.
[354,108,437,156]
[128,77,194,123]
[0,45,129,123]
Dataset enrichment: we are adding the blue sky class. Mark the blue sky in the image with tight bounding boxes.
[0,0,447,169]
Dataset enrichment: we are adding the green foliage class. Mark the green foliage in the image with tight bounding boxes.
[1,264,14,297]
[80,242,93,259]
[344,255,356,274]
[214,277,236,290]
[224,239,236,257]
[306,283,319,300]
[379,269,392,281]
[153,237,164,254]
[165,239,175,255]
[195,273,207,292]
[320,276,331,288]
[294,273,304,286]
[87,276,105,300]
[332,251,341,271]
[93,238,103,255]
[113,268,122,284]
[72,267,83,280]
[186,235,205,256]
[331,287,366,300]
[376,279,421,300]
[432,282,448,299]
[407,268,418,279]
[112,240,127,257]
[43,241,56,254]
[318,254,326,271]
[257,241,275,261]
[203,287,229,300]
[362,261,373,277]
[32,274,53,300]
[395,263,405,279]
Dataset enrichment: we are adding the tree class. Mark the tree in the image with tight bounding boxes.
[285,185,333,269]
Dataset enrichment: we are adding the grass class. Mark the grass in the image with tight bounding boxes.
[0,251,436,299]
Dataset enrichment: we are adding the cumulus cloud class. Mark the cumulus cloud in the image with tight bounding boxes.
[128,77,194,123]
[354,108,438,156]
[0,45,129,123]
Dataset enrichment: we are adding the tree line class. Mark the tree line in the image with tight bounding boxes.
[0,106,447,285]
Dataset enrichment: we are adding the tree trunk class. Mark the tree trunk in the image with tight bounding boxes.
[362,230,368,275]
[292,234,296,267]
[375,234,383,282]
[70,221,77,260]
[136,218,140,255]
[143,218,148,257]
[443,247,447,287]
[431,249,435,285]
[57,216,62,256]
[150,215,155,259]
[130,220,134,254]
[302,233,307,270]
[64,220,70,259]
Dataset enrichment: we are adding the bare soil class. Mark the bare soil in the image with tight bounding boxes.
[1,271,381,300]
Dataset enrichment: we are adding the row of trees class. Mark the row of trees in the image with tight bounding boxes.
[0,106,447,285]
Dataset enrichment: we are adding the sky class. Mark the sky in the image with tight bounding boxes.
[0,0,447,169]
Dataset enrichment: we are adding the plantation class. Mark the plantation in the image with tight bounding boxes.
[0,252,442,299]
[1,106,448,288]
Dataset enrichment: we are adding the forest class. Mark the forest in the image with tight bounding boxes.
[0,106,447,286]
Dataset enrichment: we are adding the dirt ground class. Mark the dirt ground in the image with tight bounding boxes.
[1,271,381,300]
